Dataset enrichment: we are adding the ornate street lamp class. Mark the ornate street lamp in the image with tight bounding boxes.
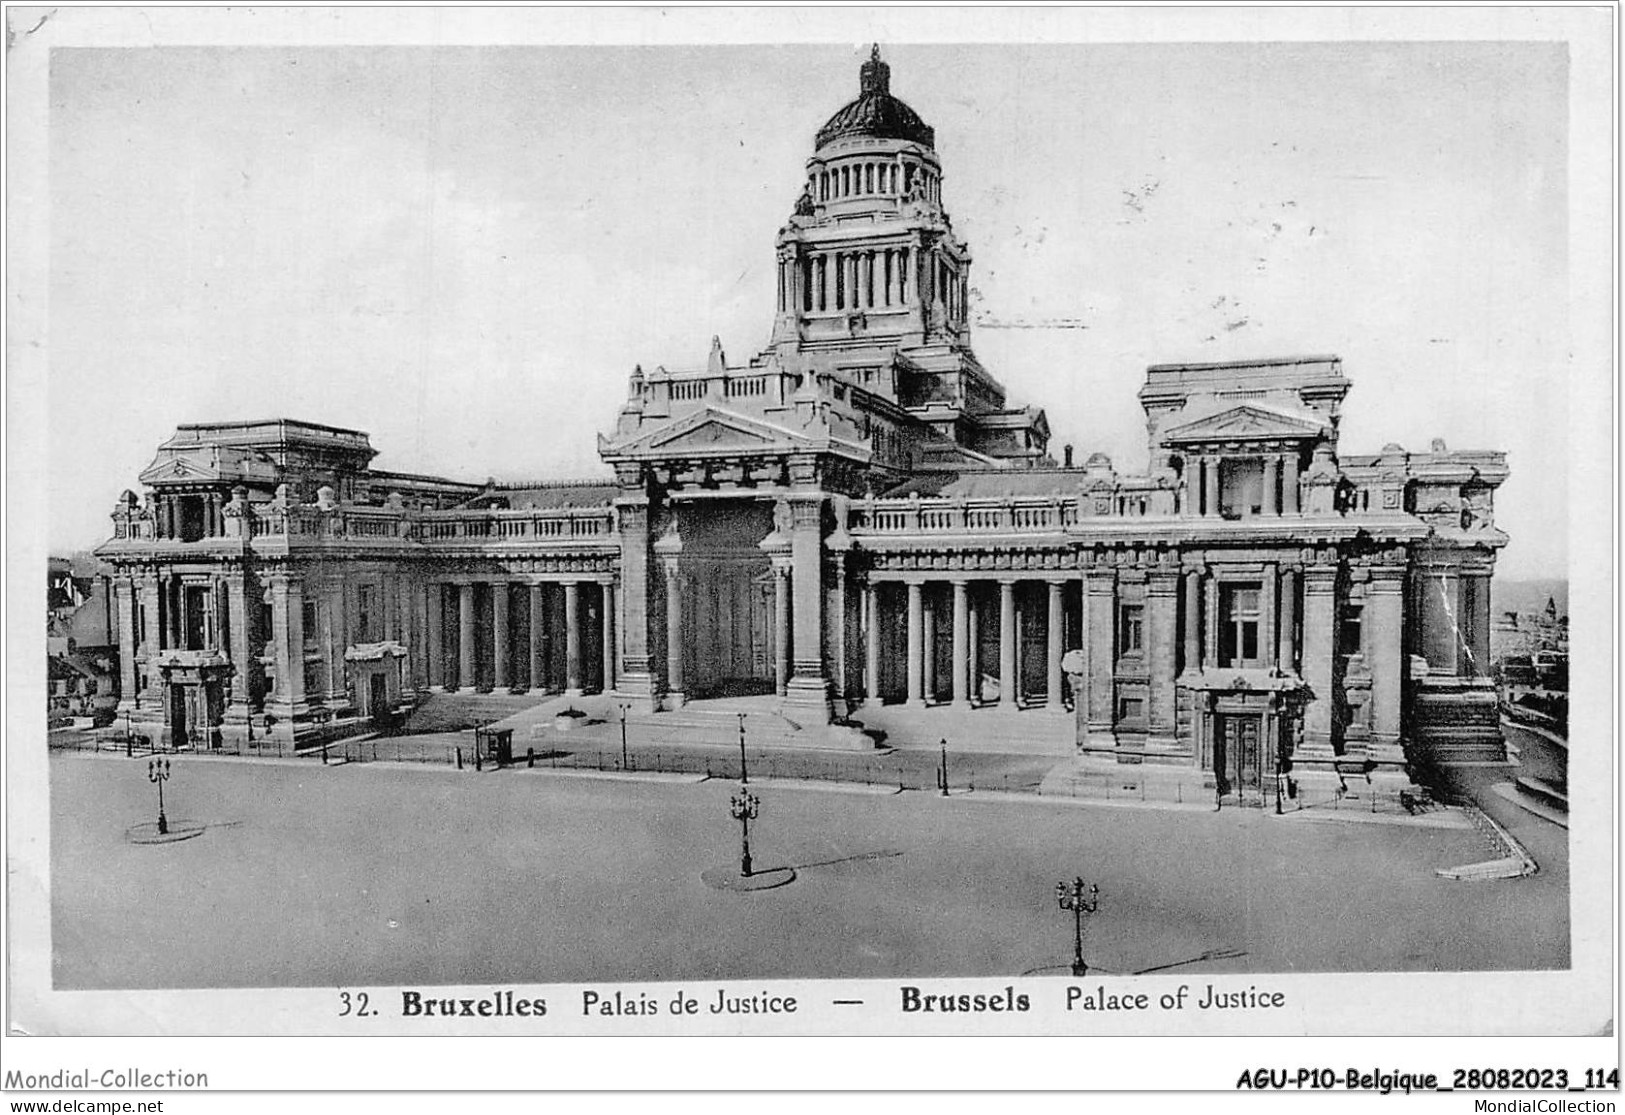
[938,738,950,797]
[730,789,760,878]
[737,712,748,784]
[148,757,172,835]
[1056,876,1100,977]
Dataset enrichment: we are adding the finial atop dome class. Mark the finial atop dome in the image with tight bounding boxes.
[859,43,890,96]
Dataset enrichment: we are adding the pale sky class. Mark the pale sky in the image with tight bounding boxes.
[46,40,1571,576]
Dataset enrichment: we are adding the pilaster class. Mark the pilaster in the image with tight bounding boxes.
[1300,564,1339,759]
[784,494,832,721]
[1368,567,1406,762]
[1146,571,1179,742]
[1085,568,1116,745]
[614,494,657,704]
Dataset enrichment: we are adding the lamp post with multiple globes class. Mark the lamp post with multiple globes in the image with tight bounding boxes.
[1056,876,1100,977]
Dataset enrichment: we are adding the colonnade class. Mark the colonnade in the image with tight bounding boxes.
[787,247,913,314]
[1189,453,1302,517]
[150,490,229,541]
[811,160,938,204]
[862,577,1071,711]
[425,579,614,697]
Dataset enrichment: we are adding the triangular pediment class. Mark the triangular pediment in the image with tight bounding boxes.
[602,407,813,459]
[138,451,222,484]
[1162,404,1327,444]
[656,418,774,452]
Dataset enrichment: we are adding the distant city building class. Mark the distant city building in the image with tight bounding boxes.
[94,50,1510,789]
[47,555,120,723]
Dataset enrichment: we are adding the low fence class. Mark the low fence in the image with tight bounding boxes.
[50,728,1448,816]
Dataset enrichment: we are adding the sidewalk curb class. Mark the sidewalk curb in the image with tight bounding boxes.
[1436,802,1539,880]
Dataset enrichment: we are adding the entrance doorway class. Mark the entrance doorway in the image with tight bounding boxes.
[1213,712,1263,790]
[169,685,191,749]
[675,500,778,699]
[368,674,388,722]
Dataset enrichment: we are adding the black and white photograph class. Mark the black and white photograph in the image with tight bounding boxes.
[4,3,1616,1099]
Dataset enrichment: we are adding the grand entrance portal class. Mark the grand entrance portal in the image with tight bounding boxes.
[676,500,778,699]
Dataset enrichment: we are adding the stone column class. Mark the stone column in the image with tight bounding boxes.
[226,577,250,706]
[1085,569,1116,742]
[1263,456,1280,516]
[614,497,655,704]
[662,564,684,706]
[1204,575,1220,669]
[952,580,971,708]
[139,574,161,655]
[773,562,791,697]
[1283,454,1301,514]
[1300,565,1339,757]
[921,589,938,702]
[1278,568,1298,673]
[998,579,1018,709]
[786,495,831,718]
[492,582,510,690]
[1046,579,1066,711]
[859,581,879,704]
[601,582,617,692]
[1203,458,1220,517]
[829,553,848,702]
[457,583,476,689]
[1147,572,1179,740]
[1182,570,1201,674]
[528,584,546,690]
[967,590,981,702]
[1368,567,1406,757]
[114,578,138,706]
[1261,563,1277,668]
[564,580,584,697]
[905,581,925,706]
[271,574,306,713]
[427,585,444,688]
[411,582,427,691]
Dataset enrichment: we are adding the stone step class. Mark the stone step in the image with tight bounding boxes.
[1513,775,1568,811]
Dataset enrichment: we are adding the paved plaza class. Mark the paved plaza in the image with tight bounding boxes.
[48,749,1567,990]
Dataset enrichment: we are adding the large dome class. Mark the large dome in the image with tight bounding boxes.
[815,47,935,151]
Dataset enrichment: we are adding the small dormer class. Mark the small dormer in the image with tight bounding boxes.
[1139,356,1349,519]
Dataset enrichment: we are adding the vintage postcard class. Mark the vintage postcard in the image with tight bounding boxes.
[4,4,1616,1098]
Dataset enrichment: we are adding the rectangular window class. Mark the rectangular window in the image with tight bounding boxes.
[357,584,376,642]
[301,600,319,641]
[1116,696,1145,723]
[1219,585,1262,667]
[1118,604,1144,656]
[1339,603,1364,658]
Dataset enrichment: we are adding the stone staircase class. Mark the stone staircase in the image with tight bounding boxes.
[847,702,1075,754]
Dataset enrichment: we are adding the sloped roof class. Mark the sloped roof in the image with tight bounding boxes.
[466,482,619,510]
[882,469,1083,499]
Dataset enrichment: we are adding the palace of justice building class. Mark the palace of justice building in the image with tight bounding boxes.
[94,50,1510,796]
